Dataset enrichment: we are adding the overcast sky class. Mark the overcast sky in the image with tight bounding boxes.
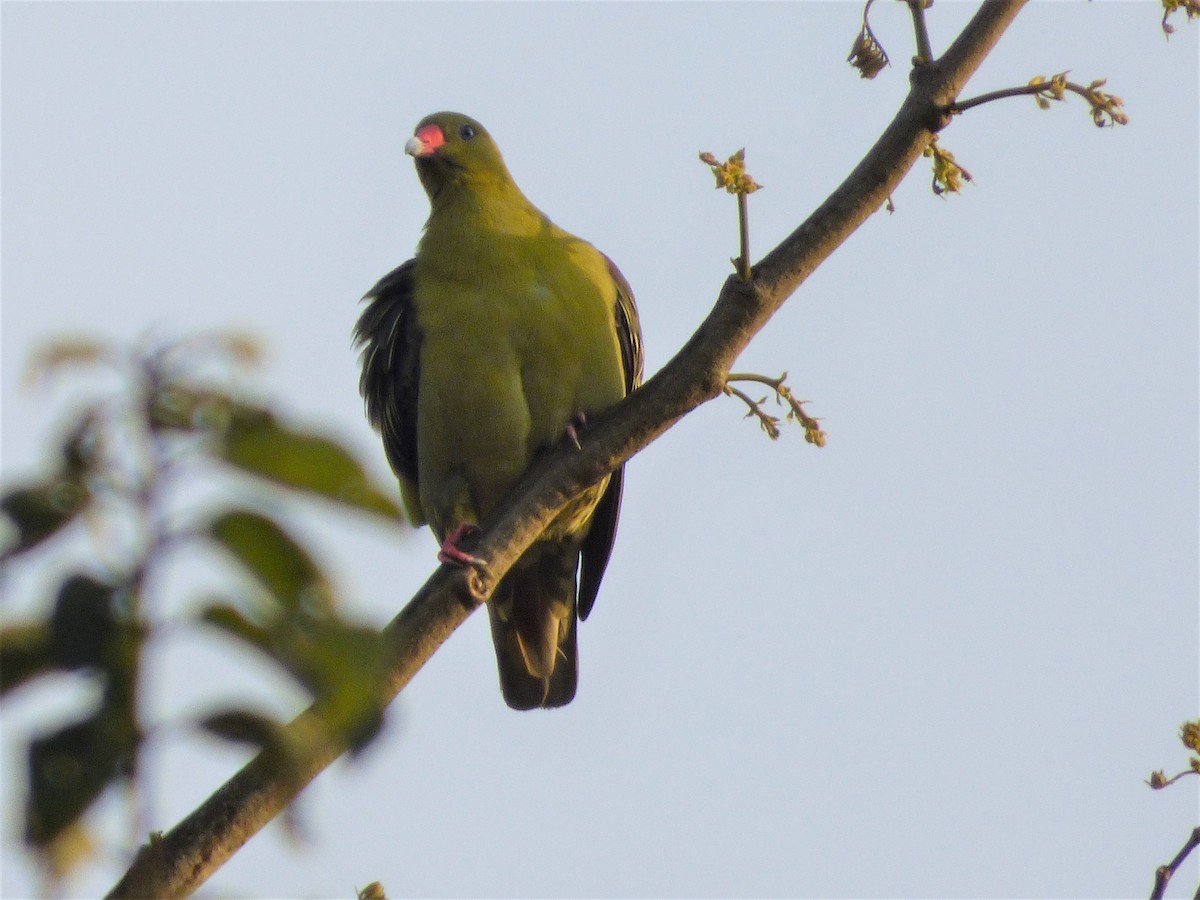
[2,3,1198,898]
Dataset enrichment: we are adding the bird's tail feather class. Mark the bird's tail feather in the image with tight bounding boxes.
[487,543,579,709]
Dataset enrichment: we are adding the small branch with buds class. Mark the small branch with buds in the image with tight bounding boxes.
[950,72,1129,127]
[907,0,935,67]
[723,372,826,447]
[700,149,763,282]
[1149,826,1200,900]
[1161,0,1200,35]
[1146,720,1200,898]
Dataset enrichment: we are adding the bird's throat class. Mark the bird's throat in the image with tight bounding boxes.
[427,179,546,239]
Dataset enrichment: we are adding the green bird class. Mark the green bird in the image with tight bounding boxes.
[355,112,643,709]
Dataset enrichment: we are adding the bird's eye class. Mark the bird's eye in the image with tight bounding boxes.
[459,124,477,141]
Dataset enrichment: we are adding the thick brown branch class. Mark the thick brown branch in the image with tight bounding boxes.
[107,3,1028,895]
[756,0,1026,302]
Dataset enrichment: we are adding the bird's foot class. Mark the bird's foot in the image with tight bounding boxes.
[438,523,487,570]
[564,411,588,451]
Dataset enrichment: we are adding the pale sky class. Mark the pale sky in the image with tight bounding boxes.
[2,3,1198,898]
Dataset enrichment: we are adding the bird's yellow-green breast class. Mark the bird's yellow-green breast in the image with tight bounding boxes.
[356,110,642,708]
[409,122,625,542]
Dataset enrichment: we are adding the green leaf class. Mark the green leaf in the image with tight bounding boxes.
[222,410,402,520]
[301,622,388,697]
[0,623,56,695]
[1,477,89,561]
[296,621,389,753]
[199,708,287,752]
[147,383,402,520]
[25,709,134,848]
[198,601,274,649]
[12,574,139,846]
[197,600,388,754]
[50,575,119,671]
[208,510,332,615]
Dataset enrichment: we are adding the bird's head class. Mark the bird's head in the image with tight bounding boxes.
[405,112,511,201]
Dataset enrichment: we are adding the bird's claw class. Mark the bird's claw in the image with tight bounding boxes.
[564,411,588,451]
[438,523,488,571]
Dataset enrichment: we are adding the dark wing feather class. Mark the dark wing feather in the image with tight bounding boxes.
[578,256,644,620]
[353,259,422,504]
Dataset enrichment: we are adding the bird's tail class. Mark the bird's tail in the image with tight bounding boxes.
[487,541,579,709]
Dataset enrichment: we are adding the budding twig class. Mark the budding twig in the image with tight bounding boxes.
[1149,826,1200,900]
[1161,0,1200,36]
[950,72,1129,127]
[700,149,763,282]
[907,0,935,66]
[724,372,826,447]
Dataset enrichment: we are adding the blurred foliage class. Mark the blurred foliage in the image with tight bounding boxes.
[357,881,388,900]
[0,332,405,881]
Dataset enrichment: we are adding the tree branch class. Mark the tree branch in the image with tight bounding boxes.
[107,2,1028,895]
[1149,826,1200,900]
[908,0,935,66]
[724,372,826,445]
[951,74,1129,126]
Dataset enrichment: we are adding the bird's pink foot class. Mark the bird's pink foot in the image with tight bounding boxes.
[437,522,487,569]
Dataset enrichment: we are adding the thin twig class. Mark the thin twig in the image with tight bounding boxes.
[1161,0,1200,36]
[950,74,1128,126]
[908,0,935,65]
[737,193,751,281]
[953,83,1049,111]
[1150,826,1200,900]
[699,148,761,282]
[725,372,826,446]
[1147,768,1199,790]
[723,382,781,439]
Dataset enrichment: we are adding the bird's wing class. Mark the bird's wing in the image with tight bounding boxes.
[354,258,425,525]
[578,256,645,620]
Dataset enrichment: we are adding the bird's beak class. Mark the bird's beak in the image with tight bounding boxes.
[405,124,445,158]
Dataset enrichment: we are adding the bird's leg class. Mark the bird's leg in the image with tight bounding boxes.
[438,522,487,570]
[563,411,588,451]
